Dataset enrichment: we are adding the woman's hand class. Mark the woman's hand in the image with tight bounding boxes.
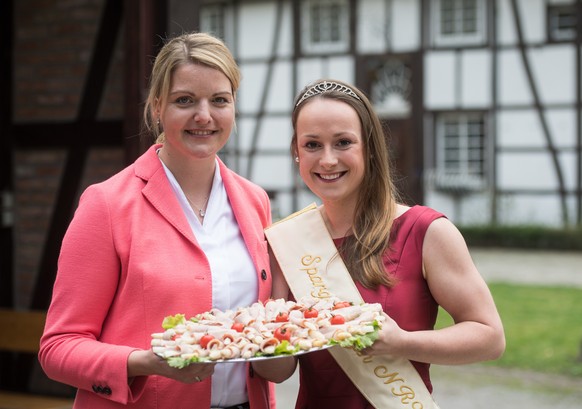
[251,355,297,383]
[359,313,407,357]
[128,349,216,383]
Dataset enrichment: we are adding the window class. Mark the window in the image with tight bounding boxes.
[433,0,486,46]
[302,0,349,53]
[434,113,487,191]
[200,5,226,41]
[548,5,577,42]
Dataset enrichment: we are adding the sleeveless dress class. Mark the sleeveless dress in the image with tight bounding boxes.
[294,205,445,409]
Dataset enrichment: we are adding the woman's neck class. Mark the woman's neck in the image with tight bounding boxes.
[157,146,215,198]
[319,202,355,239]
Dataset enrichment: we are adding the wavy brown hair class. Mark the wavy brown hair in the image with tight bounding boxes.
[291,79,400,289]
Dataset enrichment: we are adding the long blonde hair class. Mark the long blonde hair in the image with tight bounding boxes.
[143,32,241,142]
[291,79,400,289]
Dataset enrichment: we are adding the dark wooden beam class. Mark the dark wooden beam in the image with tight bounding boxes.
[0,0,14,310]
[31,0,124,310]
[123,0,168,165]
[13,121,123,149]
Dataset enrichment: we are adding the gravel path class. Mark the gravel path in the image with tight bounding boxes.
[431,364,582,409]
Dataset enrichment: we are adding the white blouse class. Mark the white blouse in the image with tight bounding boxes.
[161,158,258,407]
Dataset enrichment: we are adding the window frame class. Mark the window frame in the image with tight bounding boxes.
[433,112,488,192]
[432,0,487,47]
[547,4,578,43]
[301,0,350,54]
[200,3,233,44]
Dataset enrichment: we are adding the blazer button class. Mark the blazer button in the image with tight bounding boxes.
[103,386,112,395]
[92,385,99,393]
[261,269,267,280]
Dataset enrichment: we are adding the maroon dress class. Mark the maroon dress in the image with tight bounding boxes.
[294,206,445,409]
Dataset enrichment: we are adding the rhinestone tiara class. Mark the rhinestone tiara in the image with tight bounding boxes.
[295,81,361,107]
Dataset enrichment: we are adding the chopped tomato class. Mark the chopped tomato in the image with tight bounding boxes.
[231,322,244,332]
[274,327,291,342]
[330,314,346,325]
[275,312,289,322]
[303,308,318,319]
[199,334,215,349]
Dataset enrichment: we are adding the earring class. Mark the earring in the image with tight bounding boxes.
[294,156,299,163]
[157,118,160,127]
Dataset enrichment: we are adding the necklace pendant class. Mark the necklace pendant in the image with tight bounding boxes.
[199,209,205,217]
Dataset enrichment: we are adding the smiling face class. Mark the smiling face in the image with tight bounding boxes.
[157,63,235,162]
[295,98,366,208]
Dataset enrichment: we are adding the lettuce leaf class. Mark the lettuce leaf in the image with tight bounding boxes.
[162,313,186,329]
[329,320,381,351]
[273,340,299,356]
[166,355,212,368]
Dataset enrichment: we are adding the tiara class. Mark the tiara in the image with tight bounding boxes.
[295,81,361,107]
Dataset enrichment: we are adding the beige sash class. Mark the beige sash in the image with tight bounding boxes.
[265,204,440,409]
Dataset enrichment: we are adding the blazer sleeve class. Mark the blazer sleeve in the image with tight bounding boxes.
[39,184,145,404]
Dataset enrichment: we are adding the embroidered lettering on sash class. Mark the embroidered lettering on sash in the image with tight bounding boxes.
[300,255,332,298]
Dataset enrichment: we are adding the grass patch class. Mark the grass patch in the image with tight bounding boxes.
[436,283,582,378]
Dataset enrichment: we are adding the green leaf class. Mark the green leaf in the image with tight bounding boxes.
[329,320,381,351]
[273,340,299,356]
[162,314,186,329]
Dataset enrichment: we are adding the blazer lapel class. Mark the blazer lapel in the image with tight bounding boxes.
[219,159,264,268]
[134,145,198,246]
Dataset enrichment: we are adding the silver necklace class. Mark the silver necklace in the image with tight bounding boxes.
[185,195,210,218]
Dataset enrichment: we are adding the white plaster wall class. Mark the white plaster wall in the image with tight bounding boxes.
[356,0,420,53]
[426,50,492,109]
[237,116,293,153]
[546,109,577,148]
[271,188,320,221]
[238,63,268,114]
[266,62,294,113]
[497,152,577,190]
[424,51,456,109]
[247,155,294,190]
[529,45,576,105]
[461,50,492,108]
[238,61,294,114]
[296,56,356,93]
[497,110,546,148]
[496,0,546,46]
[390,0,421,52]
[423,190,491,225]
[497,49,533,106]
[357,0,387,53]
[237,1,293,59]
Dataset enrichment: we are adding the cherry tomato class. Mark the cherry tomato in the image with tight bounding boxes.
[303,308,318,319]
[199,334,215,349]
[274,327,291,342]
[231,322,244,332]
[333,301,351,310]
[330,314,346,325]
[275,312,289,322]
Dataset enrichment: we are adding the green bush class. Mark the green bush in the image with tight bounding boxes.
[458,225,582,251]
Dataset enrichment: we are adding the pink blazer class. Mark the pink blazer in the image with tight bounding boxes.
[39,145,276,409]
